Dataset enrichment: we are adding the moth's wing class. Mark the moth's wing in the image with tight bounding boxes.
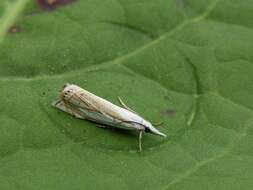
[71,94,119,125]
[52,98,84,119]
[72,93,97,111]
[73,93,112,118]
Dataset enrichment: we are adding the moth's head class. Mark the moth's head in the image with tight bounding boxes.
[144,121,167,138]
[60,83,78,100]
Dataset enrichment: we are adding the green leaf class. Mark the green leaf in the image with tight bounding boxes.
[1,0,253,189]
[0,0,29,41]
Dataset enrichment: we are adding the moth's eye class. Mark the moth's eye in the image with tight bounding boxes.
[64,92,68,96]
[67,90,71,93]
[144,128,151,132]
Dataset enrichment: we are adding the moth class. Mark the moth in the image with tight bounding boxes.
[52,84,166,151]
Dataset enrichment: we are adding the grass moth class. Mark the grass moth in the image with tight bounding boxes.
[52,84,166,151]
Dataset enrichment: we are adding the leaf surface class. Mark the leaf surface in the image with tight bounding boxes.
[1,0,253,189]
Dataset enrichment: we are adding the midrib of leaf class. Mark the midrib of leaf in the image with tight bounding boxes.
[0,0,29,42]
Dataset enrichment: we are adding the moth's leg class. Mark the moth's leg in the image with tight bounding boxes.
[96,124,110,129]
[139,130,143,152]
[118,97,136,113]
